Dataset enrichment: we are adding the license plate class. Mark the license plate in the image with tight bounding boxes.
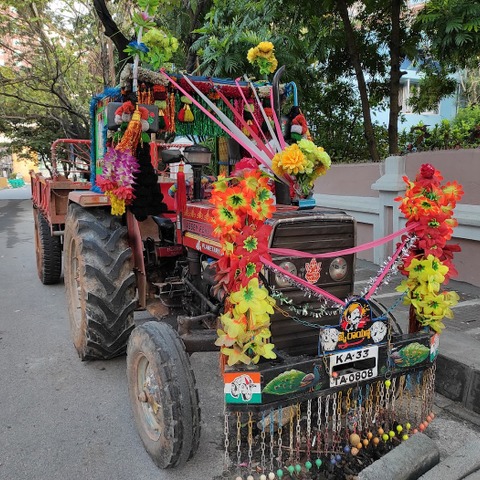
[329,345,378,387]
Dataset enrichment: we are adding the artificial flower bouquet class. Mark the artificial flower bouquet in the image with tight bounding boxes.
[247,41,278,75]
[272,139,332,198]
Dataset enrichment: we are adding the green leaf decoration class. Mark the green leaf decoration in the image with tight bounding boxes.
[263,369,308,395]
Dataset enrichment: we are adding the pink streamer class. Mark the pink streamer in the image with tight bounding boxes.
[365,237,408,300]
[260,255,346,306]
[160,71,272,171]
[235,78,270,148]
[212,82,274,161]
[269,223,419,258]
[269,88,287,150]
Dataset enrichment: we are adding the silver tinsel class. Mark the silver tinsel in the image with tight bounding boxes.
[360,234,417,298]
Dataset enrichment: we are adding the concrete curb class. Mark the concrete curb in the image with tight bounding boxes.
[418,438,480,480]
[358,433,440,480]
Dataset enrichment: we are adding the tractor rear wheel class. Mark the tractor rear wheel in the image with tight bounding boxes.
[64,203,136,360]
[34,209,62,285]
[126,321,201,468]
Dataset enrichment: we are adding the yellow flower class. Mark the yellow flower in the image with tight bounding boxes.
[230,278,275,316]
[247,47,258,63]
[257,41,274,54]
[272,144,308,175]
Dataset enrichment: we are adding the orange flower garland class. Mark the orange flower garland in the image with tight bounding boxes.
[209,160,277,366]
[395,163,464,333]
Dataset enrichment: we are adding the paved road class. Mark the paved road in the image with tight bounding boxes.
[0,195,225,479]
[1,188,479,480]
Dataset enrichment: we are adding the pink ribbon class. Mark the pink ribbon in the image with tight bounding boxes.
[269,223,419,258]
[260,255,347,306]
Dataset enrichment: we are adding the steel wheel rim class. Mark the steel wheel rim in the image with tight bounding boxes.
[136,355,163,441]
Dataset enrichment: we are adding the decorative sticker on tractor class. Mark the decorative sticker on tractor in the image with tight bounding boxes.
[319,298,388,353]
[224,372,262,404]
[304,258,322,284]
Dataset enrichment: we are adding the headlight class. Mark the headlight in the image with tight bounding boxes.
[329,257,348,281]
[275,261,297,287]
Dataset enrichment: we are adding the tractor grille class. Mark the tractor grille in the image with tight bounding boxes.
[267,210,356,356]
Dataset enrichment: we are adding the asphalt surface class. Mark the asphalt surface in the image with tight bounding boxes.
[0,188,225,479]
[1,184,479,480]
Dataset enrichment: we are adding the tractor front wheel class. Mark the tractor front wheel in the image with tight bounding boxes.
[63,203,136,360]
[126,321,201,468]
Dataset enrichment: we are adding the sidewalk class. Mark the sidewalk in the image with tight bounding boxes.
[356,259,480,480]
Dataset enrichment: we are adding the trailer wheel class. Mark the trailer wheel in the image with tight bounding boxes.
[127,321,201,469]
[64,203,136,360]
[34,209,62,285]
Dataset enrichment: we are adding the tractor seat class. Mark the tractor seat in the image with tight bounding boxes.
[151,216,175,245]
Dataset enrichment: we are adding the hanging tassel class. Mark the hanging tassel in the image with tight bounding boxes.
[176,161,187,213]
[177,106,186,122]
[116,107,143,154]
[183,104,194,122]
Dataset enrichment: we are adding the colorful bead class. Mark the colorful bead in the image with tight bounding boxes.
[295,464,301,473]
[277,469,284,478]
[268,474,276,480]
[349,433,361,446]
[382,434,389,441]
[402,434,409,441]
[260,475,267,480]
[373,437,380,445]
[389,430,395,438]
[396,425,403,433]
[385,379,391,388]
[235,477,243,480]
[305,461,312,470]
[315,459,323,468]
[247,476,254,480]
[406,422,411,430]
[287,465,294,474]
[335,454,342,462]
[343,445,351,453]
[351,447,359,456]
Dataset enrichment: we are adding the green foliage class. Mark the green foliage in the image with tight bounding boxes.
[400,106,480,152]
[305,80,388,163]
[415,0,480,68]
[0,1,105,169]
[408,66,457,114]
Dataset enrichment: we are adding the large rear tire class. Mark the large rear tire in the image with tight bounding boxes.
[34,209,62,285]
[64,203,136,360]
[127,321,201,469]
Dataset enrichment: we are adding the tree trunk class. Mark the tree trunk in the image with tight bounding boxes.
[388,0,405,155]
[336,0,380,162]
[93,0,130,73]
[183,0,213,73]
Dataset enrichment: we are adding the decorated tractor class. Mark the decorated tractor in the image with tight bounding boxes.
[30,31,464,480]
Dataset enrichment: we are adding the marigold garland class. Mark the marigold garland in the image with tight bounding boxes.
[209,160,277,366]
[395,163,464,333]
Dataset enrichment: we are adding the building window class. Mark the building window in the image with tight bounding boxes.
[399,79,439,115]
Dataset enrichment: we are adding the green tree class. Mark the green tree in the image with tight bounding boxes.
[0,0,106,168]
